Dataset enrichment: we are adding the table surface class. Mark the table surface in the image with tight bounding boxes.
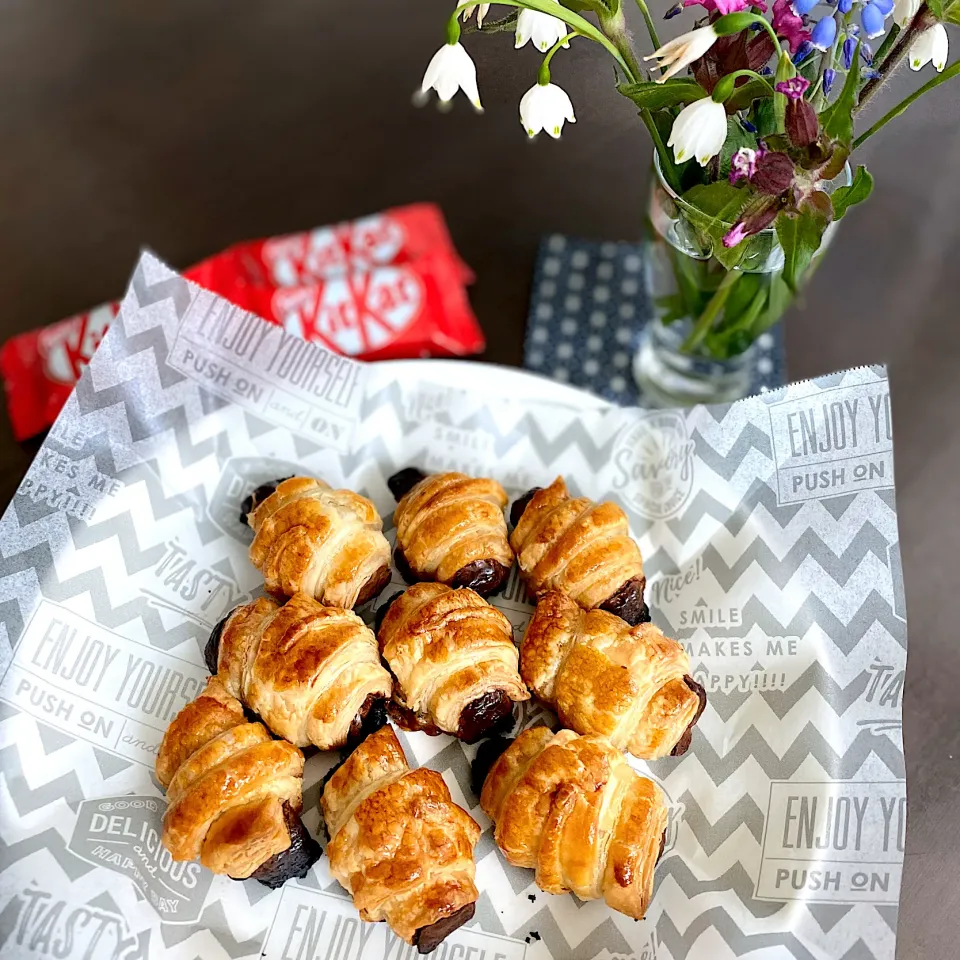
[1,3,957,956]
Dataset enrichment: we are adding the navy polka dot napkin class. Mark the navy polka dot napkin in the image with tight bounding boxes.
[523,234,786,405]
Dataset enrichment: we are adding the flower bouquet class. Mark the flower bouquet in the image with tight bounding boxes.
[419,0,957,403]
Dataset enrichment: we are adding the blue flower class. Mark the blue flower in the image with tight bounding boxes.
[823,67,837,92]
[838,0,854,12]
[810,15,838,50]
[792,0,819,14]
[842,34,858,68]
[861,40,874,62]
[872,0,895,14]
[861,2,885,38]
[793,39,815,63]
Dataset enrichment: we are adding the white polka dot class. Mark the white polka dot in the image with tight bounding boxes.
[536,303,553,320]
[621,278,639,295]
[613,351,629,368]
[567,273,585,291]
[759,385,770,393]
[539,280,556,297]
[548,235,566,253]
[623,254,641,273]
[618,303,635,320]
[583,358,600,376]
[610,375,627,392]
[528,349,544,366]
[564,295,581,311]
[571,251,589,269]
[557,343,573,359]
[757,357,773,375]
[615,327,632,345]
[543,257,561,276]
[597,263,614,281]
[758,333,774,350]
[553,367,569,382]
[560,318,577,335]
[600,242,618,258]
[589,311,607,328]
[587,335,602,351]
[531,327,548,344]
[594,286,610,303]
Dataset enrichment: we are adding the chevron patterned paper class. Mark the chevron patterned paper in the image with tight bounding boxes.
[0,253,906,960]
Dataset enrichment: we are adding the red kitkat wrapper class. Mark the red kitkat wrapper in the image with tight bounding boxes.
[1,204,483,440]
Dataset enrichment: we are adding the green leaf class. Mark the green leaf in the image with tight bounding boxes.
[927,0,945,16]
[820,42,862,144]
[682,182,751,268]
[946,1,960,26]
[754,274,793,336]
[616,78,706,111]
[754,98,777,137]
[831,165,874,219]
[705,279,768,358]
[773,52,796,134]
[727,78,775,111]
[776,207,830,293]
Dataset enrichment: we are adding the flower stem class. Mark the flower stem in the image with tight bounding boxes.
[713,68,777,101]
[632,0,662,52]
[855,5,936,114]
[539,32,578,84]
[872,23,901,69]
[854,58,960,148]
[682,269,740,352]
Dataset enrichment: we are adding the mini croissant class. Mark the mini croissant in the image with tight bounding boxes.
[388,468,514,597]
[156,676,320,887]
[476,727,668,920]
[376,583,529,742]
[510,476,648,625]
[244,476,392,608]
[206,593,393,751]
[322,725,481,954]
[521,591,706,759]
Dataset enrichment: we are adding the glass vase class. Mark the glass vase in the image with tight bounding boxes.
[633,154,847,407]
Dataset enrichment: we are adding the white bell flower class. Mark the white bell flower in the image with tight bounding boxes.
[909,23,948,72]
[459,3,491,27]
[667,97,728,166]
[644,25,719,83]
[516,1,571,53]
[520,81,576,138]
[892,0,920,27]
[420,41,483,111]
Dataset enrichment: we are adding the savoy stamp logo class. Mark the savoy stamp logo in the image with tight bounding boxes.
[68,797,213,924]
[612,411,695,520]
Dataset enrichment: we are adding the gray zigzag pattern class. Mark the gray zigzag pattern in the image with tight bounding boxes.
[130,263,193,318]
[68,513,166,574]
[0,825,94,882]
[676,791,765,853]
[0,742,85,814]
[686,725,904,786]
[692,423,773,480]
[657,858,784,920]
[157,899,266,958]
[509,906,633,959]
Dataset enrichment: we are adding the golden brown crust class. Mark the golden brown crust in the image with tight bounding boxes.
[322,725,481,946]
[394,473,513,585]
[248,477,391,608]
[377,583,528,738]
[479,728,668,920]
[510,477,644,609]
[520,591,701,760]
[216,593,392,749]
[156,677,307,880]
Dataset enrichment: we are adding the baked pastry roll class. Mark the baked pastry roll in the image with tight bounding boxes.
[510,476,648,625]
[205,593,392,750]
[475,727,668,920]
[388,468,514,597]
[322,725,481,954]
[521,591,706,759]
[376,583,529,742]
[156,676,320,887]
[243,476,391,608]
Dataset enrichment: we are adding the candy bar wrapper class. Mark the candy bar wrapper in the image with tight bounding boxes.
[0,254,906,960]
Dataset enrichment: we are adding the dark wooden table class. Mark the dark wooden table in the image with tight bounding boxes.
[1,2,957,956]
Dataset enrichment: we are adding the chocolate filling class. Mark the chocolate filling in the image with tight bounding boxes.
[470,736,513,798]
[239,477,293,525]
[346,694,388,749]
[413,902,476,954]
[669,675,708,757]
[387,699,443,737]
[656,829,667,864]
[387,467,428,501]
[204,612,236,675]
[393,546,417,585]
[599,576,650,627]
[250,802,322,889]
[509,487,543,530]
[375,590,405,635]
[449,559,511,598]
[356,563,392,607]
[457,690,515,744]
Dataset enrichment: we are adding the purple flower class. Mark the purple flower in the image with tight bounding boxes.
[861,2,885,38]
[823,67,837,91]
[682,0,759,14]
[723,223,749,248]
[810,14,838,50]
[775,76,811,99]
[773,0,812,54]
[729,146,762,184]
[842,35,858,68]
[793,39,815,63]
